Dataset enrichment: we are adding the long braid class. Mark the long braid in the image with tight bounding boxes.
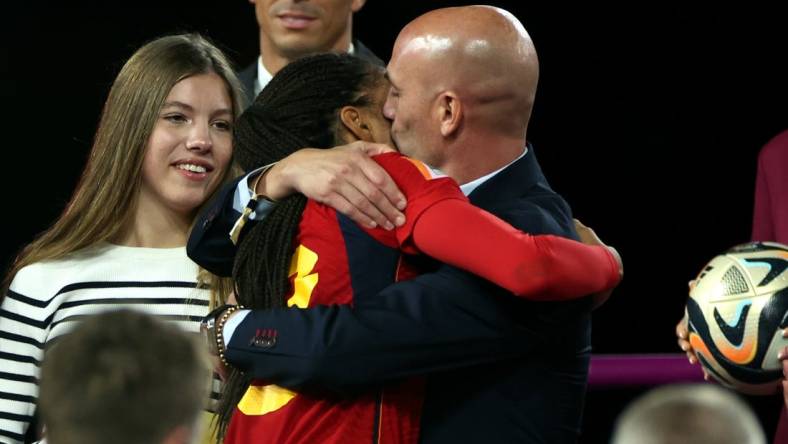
[216,53,383,439]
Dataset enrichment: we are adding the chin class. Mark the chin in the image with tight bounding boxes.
[276,37,324,58]
[170,194,207,215]
[390,136,405,154]
[397,145,416,159]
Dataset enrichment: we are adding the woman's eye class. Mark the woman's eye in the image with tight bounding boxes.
[164,114,187,123]
[213,120,232,131]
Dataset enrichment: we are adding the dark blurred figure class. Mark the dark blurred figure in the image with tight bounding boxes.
[38,310,211,444]
[611,384,766,444]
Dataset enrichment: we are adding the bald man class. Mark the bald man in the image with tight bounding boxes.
[190,6,605,443]
[382,7,538,186]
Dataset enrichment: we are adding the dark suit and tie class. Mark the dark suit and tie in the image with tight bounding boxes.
[236,39,383,106]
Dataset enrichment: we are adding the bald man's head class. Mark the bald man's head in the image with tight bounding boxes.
[398,6,538,91]
[383,6,539,181]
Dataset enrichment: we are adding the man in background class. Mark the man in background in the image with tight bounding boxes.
[239,0,382,103]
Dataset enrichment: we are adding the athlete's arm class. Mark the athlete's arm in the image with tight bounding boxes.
[410,200,621,300]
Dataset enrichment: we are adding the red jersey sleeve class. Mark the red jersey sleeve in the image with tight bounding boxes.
[370,152,467,254]
[370,153,621,300]
[412,200,621,300]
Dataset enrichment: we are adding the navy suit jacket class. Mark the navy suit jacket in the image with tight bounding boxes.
[187,148,592,443]
[237,39,384,106]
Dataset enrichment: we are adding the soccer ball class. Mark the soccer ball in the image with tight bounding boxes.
[686,241,788,394]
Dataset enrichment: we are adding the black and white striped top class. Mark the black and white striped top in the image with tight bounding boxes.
[0,243,218,444]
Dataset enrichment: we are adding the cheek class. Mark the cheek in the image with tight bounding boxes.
[323,2,351,30]
[214,135,234,175]
[372,126,391,146]
[146,123,181,157]
[257,1,272,25]
[139,147,162,193]
[213,136,233,171]
[141,131,169,173]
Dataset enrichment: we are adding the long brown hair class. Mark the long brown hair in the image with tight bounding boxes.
[3,33,243,305]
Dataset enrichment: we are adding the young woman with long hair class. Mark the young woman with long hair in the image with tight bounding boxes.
[0,33,243,443]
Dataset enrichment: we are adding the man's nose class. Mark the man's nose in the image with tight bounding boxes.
[382,99,395,121]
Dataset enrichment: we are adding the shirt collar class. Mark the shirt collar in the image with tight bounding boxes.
[255,42,356,95]
[254,57,274,96]
[458,146,528,196]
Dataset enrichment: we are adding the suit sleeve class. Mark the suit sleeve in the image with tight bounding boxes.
[225,202,589,394]
[187,175,248,277]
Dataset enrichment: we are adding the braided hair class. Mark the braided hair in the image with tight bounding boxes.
[216,53,385,439]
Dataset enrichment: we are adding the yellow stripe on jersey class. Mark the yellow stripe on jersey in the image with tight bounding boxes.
[233,245,317,418]
[286,244,319,308]
[237,384,298,416]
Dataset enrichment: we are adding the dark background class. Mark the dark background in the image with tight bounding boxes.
[3,1,788,441]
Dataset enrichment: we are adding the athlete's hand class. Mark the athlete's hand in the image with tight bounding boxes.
[779,339,788,408]
[676,280,711,380]
[573,219,623,309]
[256,141,406,230]
[780,354,788,408]
[676,309,698,365]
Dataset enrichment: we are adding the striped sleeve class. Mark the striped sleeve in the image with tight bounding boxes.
[0,245,221,442]
[0,269,51,444]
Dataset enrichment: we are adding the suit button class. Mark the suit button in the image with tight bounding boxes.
[250,328,278,349]
[255,337,276,348]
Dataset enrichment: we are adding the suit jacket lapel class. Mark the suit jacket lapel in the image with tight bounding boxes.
[353,39,384,66]
[238,39,381,108]
[238,62,258,108]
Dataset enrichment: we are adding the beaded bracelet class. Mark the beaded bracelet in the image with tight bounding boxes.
[215,305,243,368]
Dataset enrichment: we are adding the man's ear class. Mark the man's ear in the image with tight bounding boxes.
[351,0,367,13]
[339,106,373,142]
[437,92,462,137]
